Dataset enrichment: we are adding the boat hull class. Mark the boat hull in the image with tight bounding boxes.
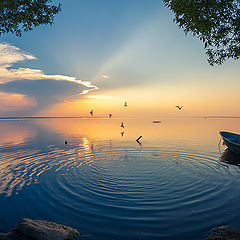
[219,131,240,154]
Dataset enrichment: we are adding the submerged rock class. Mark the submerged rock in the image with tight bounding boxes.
[0,218,79,240]
[203,225,240,240]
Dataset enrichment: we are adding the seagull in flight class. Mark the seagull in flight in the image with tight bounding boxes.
[124,101,127,107]
[121,122,124,128]
[176,106,183,110]
[90,109,94,116]
[109,114,112,118]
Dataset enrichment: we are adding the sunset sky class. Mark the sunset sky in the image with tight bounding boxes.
[0,0,239,118]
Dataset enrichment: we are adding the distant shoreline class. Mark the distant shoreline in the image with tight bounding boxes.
[1,116,240,120]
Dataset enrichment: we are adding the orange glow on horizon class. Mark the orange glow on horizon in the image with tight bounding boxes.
[36,81,240,118]
[0,92,36,115]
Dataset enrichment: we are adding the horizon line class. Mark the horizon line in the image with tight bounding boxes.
[1,116,240,120]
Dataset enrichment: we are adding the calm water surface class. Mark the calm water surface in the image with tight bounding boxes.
[1,118,240,239]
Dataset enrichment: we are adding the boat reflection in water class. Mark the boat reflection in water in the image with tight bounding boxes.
[220,148,240,167]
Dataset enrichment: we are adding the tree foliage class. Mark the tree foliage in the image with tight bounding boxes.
[0,0,61,37]
[163,0,240,65]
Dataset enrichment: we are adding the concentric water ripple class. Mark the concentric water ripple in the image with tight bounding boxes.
[13,142,236,239]
[1,119,240,240]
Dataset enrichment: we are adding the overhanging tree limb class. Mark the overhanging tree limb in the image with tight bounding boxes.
[0,0,61,37]
[163,0,240,65]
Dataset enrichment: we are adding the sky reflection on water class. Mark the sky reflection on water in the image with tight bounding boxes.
[1,118,240,239]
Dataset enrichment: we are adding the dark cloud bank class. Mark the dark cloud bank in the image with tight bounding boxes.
[0,79,89,114]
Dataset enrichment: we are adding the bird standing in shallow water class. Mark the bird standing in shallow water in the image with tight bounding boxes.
[90,109,93,116]
[136,136,142,146]
[109,114,112,118]
[121,131,124,137]
[176,106,183,110]
[136,136,142,142]
[124,101,127,107]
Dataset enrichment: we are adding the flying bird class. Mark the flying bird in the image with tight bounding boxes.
[124,101,127,107]
[109,114,112,118]
[121,122,124,128]
[176,106,183,110]
[121,131,124,137]
[65,141,68,145]
[90,109,94,116]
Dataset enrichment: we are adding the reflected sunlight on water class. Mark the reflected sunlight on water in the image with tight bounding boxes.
[1,118,240,239]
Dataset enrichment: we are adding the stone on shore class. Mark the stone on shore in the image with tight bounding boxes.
[203,225,240,240]
[0,218,79,240]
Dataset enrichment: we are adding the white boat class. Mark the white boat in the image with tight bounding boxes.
[219,131,240,154]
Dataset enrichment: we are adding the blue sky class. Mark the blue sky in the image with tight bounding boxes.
[1,1,167,77]
[0,0,239,117]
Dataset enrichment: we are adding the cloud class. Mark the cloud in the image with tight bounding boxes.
[0,42,98,114]
[100,74,111,79]
[0,43,36,67]
[0,79,89,112]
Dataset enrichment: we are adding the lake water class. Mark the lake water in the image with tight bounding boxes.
[1,118,240,239]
